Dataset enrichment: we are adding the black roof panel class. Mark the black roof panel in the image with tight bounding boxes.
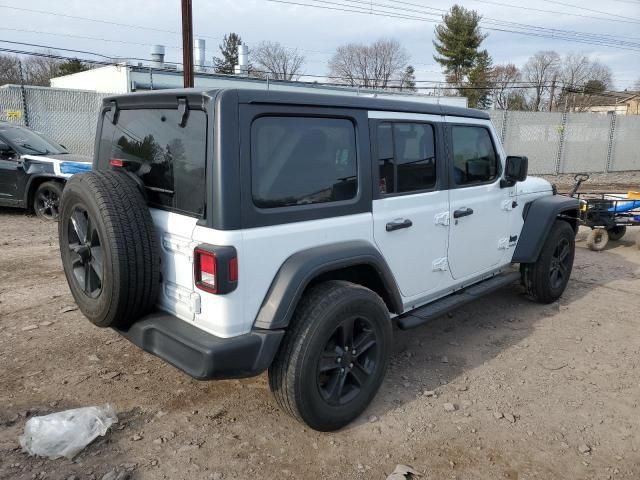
[104,88,490,120]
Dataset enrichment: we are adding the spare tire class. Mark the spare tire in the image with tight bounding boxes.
[58,171,160,329]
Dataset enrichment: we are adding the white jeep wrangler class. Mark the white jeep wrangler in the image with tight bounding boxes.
[58,89,579,431]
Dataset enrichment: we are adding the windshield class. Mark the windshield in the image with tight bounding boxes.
[0,125,68,155]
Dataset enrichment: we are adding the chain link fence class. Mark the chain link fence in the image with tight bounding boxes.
[491,109,640,174]
[1,85,639,172]
[0,85,111,157]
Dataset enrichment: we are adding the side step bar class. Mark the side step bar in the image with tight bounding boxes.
[396,271,521,330]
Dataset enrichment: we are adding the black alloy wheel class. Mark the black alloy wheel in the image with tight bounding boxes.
[66,206,103,298]
[549,237,571,290]
[317,316,380,406]
[34,184,61,220]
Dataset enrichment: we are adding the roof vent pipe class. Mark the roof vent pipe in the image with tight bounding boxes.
[234,44,249,76]
[150,45,165,69]
[194,39,206,72]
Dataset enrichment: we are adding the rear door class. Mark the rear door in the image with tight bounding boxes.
[370,113,451,299]
[96,106,208,323]
[445,120,510,280]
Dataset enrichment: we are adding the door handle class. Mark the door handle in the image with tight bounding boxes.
[386,219,413,232]
[453,208,474,219]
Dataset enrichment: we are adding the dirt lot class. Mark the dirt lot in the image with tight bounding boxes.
[1,207,639,480]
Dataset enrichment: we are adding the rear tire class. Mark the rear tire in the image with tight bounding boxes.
[521,220,575,304]
[58,171,160,329]
[268,281,392,431]
[586,228,609,251]
[607,226,626,241]
[33,181,63,221]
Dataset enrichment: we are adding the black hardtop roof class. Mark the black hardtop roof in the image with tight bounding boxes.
[104,88,490,120]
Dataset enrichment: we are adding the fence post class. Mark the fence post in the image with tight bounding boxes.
[500,110,508,144]
[555,112,567,174]
[18,61,29,127]
[605,113,616,173]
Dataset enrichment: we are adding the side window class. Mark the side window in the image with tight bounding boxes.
[376,122,436,195]
[97,109,207,217]
[451,126,499,186]
[251,116,357,208]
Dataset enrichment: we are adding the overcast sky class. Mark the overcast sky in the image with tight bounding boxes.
[3,0,639,90]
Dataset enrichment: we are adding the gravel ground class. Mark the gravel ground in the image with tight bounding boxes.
[1,207,639,480]
[541,172,640,194]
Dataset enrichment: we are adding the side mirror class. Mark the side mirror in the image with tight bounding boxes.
[0,141,15,159]
[503,156,528,186]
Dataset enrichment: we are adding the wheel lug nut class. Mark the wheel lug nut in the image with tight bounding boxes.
[349,363,354,368]
[340,368,345,373]
[352,349,357,355]
[336,357,342,363]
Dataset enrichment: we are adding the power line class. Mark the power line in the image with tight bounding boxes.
[0,3,335,58]
[0,27,182,50]
[0,4,220,40]
[470,0,640,26]
[266,0,640,51]
[355,0,640,42]
[538,0,640,22]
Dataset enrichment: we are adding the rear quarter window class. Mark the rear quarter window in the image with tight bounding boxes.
[250,116,358,208]
[97,108,207,217]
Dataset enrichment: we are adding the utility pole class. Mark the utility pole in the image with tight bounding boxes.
[181,0,194,88]
[548,73,557,112]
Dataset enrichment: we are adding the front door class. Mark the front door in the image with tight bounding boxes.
[0,144,20,202]
[371,116,451,299]
[446,122,510,280]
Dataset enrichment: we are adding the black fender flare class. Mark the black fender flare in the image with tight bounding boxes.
[23,174,65,206]
[512,195,580,263]
[253,240,403,330]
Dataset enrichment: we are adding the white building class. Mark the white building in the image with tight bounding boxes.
[50,43,467,108]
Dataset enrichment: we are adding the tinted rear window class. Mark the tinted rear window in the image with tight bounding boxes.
[97,108,207,217]
[251,116,357,208]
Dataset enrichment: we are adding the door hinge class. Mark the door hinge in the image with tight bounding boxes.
[434,212,450,226]
[432,257,449,271]
[501,200,514,211]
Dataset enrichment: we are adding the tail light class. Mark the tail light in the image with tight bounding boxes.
[194,245,238,294]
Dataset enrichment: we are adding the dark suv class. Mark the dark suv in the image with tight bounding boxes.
[0,122,91,220]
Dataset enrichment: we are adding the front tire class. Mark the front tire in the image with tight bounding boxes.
[268,281,392,431]
[33,181,63,220]
[586,228,609,251]
[521,220,575,304]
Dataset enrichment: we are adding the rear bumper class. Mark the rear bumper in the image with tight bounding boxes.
[114,312,284,380]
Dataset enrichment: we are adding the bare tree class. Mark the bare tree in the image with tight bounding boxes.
[328,38,409,89]
[0,52,64,87]
[24,53,62,86]
[250,42,305,81]
[491,63,520,110]
[522,51,560,111]
[557,53,614,111]
[0,55,22,86]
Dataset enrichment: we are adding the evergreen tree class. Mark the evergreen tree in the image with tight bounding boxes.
[466,50,493,109]
[57,58,89,76]
[213,33,243,74]
[433,5,487,87]
[400,65,417,91]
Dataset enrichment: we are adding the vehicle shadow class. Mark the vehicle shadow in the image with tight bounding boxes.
[342,242,640,430]
[0,206,33,217]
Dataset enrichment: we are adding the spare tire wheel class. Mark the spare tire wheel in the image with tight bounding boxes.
[58,171,161,329]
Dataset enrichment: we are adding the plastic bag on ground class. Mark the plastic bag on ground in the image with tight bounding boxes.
[19,404,118,459]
